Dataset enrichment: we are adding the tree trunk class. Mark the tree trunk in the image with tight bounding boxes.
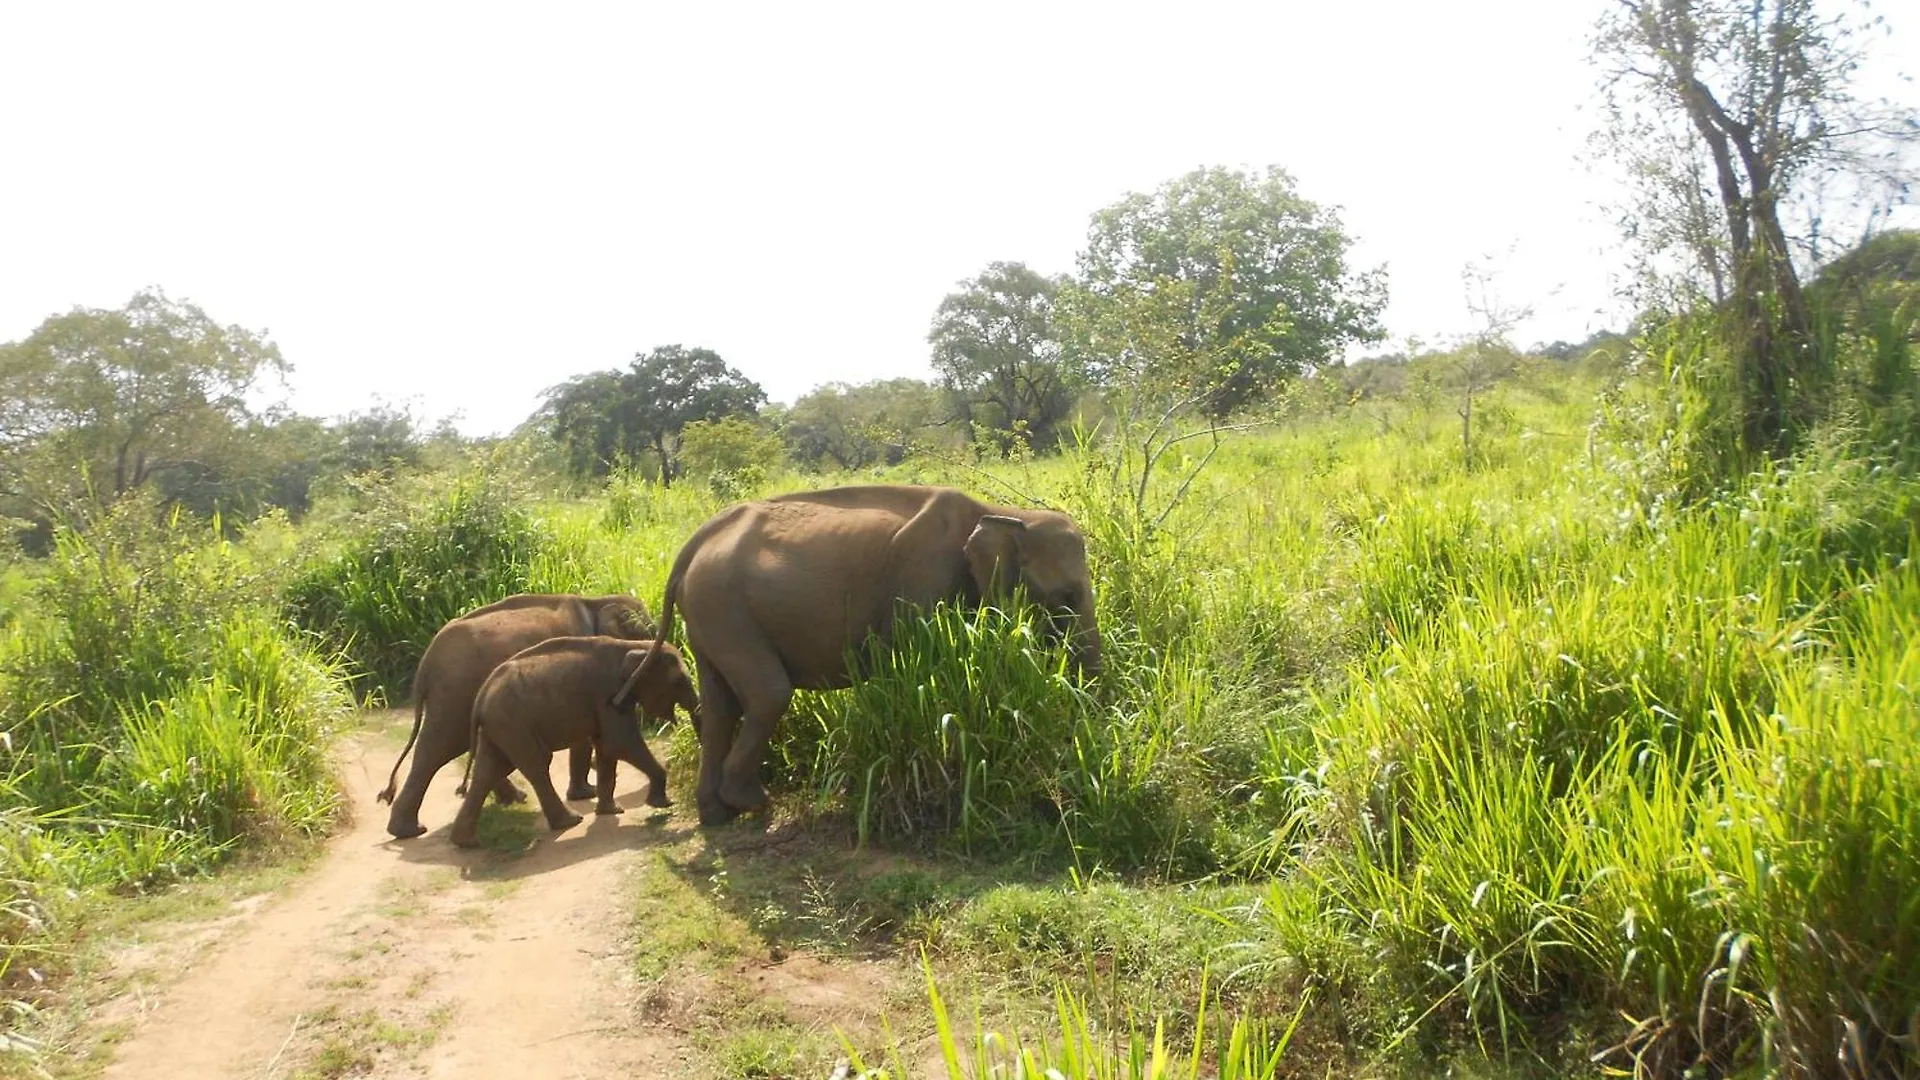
[1460,376,1474,470]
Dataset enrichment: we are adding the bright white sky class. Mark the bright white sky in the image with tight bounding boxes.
[2,2,1915,436]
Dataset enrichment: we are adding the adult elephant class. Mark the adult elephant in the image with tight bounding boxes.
[620,485,1101,826]
[377,592,655,839]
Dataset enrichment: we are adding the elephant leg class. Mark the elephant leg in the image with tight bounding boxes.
[592,737,622,816]
[599,705,670,810]
[566,742,596,802]
[693,662,743,826]
[521,751,582,833]
[387,711,471,840]
[455,754,527,805]
[715,646,792,819]
[449,736,510,848]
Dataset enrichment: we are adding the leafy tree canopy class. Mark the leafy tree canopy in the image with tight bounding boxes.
[782,378,948,471]
[537,345,766,486]
[1074,166,1387,416]
[0,288,287,519]
[929,262,1077,452]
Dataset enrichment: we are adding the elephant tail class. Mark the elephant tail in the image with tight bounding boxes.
[455,738,475,797]
[377,690,428,804]
[454,687,486,796]
[613,537,694,708]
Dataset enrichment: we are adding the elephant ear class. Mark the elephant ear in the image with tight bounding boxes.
[964,514,1028,600]
[611,649,649,707]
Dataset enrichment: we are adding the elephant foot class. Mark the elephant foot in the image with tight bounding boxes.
[718,776,769,814]
[697,796,739,827]
[565,784,597,802]
[545,810,585,832]
[386,818,429,841]
[595,801,624,817]
[645,785,673,810]
[493,783,528,805]
[450,827,480,849]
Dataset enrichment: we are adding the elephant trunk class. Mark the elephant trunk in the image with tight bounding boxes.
[1072,619,1102,677]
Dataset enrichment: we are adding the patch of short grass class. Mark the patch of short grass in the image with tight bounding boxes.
[293,1039,372,1080]
[288,1003,448,1080]
[707,1019,839,1080]
[632,850,757,979]
[468,803,540,857]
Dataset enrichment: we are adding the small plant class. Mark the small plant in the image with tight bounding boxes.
[839,960,1311,1079]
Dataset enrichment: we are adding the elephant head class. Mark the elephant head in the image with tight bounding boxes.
[591,596,657,639]
[964,512,1102,674]
[615,642,700,723]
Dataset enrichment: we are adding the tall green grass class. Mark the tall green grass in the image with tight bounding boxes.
[1,497,350,887]
[284,466,555,696]
[0,496,352,1051]
[839,962,1311,1079]
[1254,445,1920,1073]
[776,602,1255,875]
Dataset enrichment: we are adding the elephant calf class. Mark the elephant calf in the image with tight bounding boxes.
[450,636,697,849]
[378,592,655,841]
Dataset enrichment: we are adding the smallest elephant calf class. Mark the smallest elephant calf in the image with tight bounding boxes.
[450,636,697,849]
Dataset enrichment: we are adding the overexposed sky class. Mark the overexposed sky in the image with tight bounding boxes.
[2,2,1914,435]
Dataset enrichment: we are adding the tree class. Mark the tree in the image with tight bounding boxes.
[537,345,765,487]
[676,415,786,481]
[781,378,948,471]
[1075,166,1387,416]
[332,403,425,477]
[1593,0,1918,452]
[928,262,1076,453]
[1452,260,1533,469]
[0,289,287,520]
[1058,259,1284,529]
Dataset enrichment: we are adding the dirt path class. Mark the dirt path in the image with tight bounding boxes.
[95,715,689,1079]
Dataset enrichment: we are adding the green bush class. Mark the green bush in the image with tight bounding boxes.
[0,499,349,888]
[284,466,557,696]
[775,601,1261,876]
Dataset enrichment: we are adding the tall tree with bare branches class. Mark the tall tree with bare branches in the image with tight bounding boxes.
[1593,0,1917,451]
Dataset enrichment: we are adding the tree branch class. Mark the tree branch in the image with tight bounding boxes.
[902,446,1056,510]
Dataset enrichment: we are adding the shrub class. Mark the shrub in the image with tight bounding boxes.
[0,501,349,886]
[774,601,1258,876]
[284,466,556,697]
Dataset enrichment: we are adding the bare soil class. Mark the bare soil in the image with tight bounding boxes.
[83,713,904,1080]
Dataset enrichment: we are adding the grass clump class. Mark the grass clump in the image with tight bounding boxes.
[2,498,349,888]
[1258,451,1920,1073]
[284,465,555,696]
[0,497,351,1057]
[776,602,1259,876]
[841,962,1313,1080]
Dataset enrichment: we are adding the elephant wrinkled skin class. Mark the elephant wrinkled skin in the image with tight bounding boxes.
[377,593,655,840]
[620,484,1100,826]
[450,636,696,848]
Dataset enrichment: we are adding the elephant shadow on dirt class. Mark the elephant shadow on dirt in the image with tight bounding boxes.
[383,787,680,881]
[653,807,1013,962]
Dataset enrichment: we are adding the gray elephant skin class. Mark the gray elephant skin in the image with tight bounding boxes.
[450,635,696,848]
[620,484,1101,826]
[377,593,655,840]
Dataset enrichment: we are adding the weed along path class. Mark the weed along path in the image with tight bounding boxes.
[94,713,692,1079]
